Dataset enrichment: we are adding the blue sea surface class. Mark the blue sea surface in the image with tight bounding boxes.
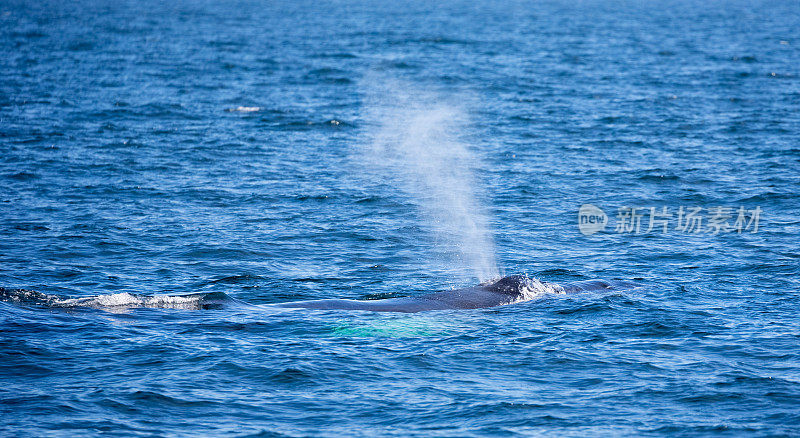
[2,0,800,435]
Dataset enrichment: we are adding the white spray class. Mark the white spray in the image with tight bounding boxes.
[360,77,500,282]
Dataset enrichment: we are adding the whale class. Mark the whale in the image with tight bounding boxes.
[0,275,639,313]
[271,275,639,313]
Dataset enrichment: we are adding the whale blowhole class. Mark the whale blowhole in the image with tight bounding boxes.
[483,275,568,303]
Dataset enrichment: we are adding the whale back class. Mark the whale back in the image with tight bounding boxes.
[483,275,531,295]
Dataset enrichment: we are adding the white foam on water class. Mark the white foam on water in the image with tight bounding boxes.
[514,278,567,303]
[53,292,205,309]
[226,106,261,112]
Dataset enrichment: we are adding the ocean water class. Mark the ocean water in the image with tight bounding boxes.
[2,0,800,435]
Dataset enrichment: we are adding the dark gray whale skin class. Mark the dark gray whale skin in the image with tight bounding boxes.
[0,276,638,312]
[272,275,638,313]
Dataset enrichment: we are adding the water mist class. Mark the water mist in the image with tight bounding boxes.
[359,77,499,283]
